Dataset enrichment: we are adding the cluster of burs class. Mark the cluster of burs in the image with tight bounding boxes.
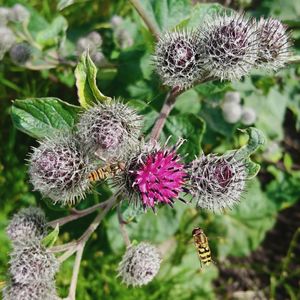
[154,12,291,90]
[0,3,132,66]
[4,208,60,300]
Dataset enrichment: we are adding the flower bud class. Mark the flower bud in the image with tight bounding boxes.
[9,241,59,284]
[187,153,247,211]
[6,207,47,245]
[0,27,16,60]
[224,91,241,104]
[0,7,11,26]
[28,133,93,205]
[76,31,102,55]
[3,281,59,300]
[240,107,256,125]
[199,13,258,80]
[9,4,30,23]
[222,102,242,123]
[118,242,161,286]
[154,30,203,90]
[9,43,31,65]
[110,15,123,27]
[77,101,142,161]
[256,17,290,71]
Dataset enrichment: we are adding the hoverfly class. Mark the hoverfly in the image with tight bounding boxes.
[88,162,126,182]
[192,227,212,267]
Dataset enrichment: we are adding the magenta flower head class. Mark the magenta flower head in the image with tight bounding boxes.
[199,12,258,80]
[187,153,247,212]
[256,17,291,71]
[114,139,187,210]
[154,30,203,90]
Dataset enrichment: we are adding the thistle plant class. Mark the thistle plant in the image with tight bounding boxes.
[113,139,187,210]
[9,42,31,65]
[118,242,161,286]
[77,100,142,161]
[154,31,203,89]
[187,153,247,211]
[6,207,47,245]
[3,2,297,299]
[28,133,94,205]
[256,18,291,70]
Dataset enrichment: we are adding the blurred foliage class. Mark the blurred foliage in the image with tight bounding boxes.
[0,0,300,299]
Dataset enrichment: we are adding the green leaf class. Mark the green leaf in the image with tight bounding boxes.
[11,97,81,139]
[75,51,111,108]
[227,127,265,178]
[36,15,68,48]
[137,0,192,31]
[178,3,225,30]
[214,179,277,257]
[42,224,59,248]
[164,113,206,160]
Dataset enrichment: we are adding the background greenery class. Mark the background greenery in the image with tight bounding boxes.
[0,0,299,299]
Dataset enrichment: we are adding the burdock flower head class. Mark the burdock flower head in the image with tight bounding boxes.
[256,17,290,71]
[154,30,203,90]
[3,281,59,300]
[9,43,31,65]
[9,241,59,284]
[28,132,93,206]
[6,207,47,245]
[118,242,161,286]
[77,100,142,161]
[114,139,187,210]
[187,153,247,211]
[199,12,258,81]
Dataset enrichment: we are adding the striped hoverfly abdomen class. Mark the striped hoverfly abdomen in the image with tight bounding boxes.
[88,162,126,182]
[192,227,212,267]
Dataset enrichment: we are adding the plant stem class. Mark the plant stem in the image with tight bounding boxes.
[47,199,112,228]
[117,205,131,247]
[288,55,300,65]
[67,244,84,300]
[129,0,160,39]
[150,87,183,140]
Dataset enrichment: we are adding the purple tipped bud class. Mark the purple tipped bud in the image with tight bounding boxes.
[77,101,142,161]
[28,133,93,206]
[118,242,161,286]
[0,27,16,60]
[9,241,59,284]
[3,281,59,300]
[154,31,203,90]
[240,107,256,125]
[199,13,258,80]
[6,207,47,245]
[256,18,291,71]
[9,4,30,23]
[187,153,247,211]
[9,43,31,65]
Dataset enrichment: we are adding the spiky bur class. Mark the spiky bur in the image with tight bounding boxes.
[0,27,16,60]
[113,140,187,210]
[0,7,11,26]
[118,242,161,287]
[28,133,94,206]
[187,153,247,212]
[76,31,103,55]
[199,13,258,81]
[2,281,59,300]
[9,4,30,23]
[77,101,142,161]
[6,207,47,245]
[256,17,290,71]
[9,43,31,65]
[9,240,59,284]
[154,31,203,90]
[240,107,256,125]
